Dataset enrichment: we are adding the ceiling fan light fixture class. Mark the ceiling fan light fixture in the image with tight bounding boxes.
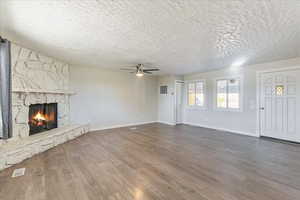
[135,67,144,77]
[136,71,144,77]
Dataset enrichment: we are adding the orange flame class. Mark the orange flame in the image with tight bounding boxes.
[33,111,46,121]
[31,109,56,127]
[32,111,47,126]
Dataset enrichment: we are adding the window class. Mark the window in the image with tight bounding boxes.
[216,78,242,111]
[188,81,205,107]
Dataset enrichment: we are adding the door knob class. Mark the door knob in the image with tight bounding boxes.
[260,107,265,110]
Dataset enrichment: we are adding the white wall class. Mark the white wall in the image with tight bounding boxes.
[70,66,158,130]
[183,57,300,137]
[68,57,300,135]
[157,75,183,125]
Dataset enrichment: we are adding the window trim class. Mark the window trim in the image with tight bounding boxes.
[214,76,243,112]
[186,79,207,110]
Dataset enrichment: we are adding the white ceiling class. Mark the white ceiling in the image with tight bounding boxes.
[1,0,300,74]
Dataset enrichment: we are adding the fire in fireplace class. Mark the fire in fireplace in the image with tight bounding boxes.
[28,103,58,135]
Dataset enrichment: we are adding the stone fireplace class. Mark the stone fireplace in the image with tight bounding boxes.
[12,92,70,139]
[0,43,89,171]
[10,42,72,139]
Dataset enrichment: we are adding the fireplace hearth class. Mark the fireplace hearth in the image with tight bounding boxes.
[29,103,58,135]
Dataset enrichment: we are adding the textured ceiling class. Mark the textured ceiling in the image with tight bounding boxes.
[1,0,300,74]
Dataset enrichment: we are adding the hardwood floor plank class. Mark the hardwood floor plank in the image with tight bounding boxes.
[1,123,300,200]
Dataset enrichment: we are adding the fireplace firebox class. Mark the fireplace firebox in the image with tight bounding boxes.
[28,103,58,135]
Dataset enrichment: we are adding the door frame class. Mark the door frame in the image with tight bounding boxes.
[174,80,185,124]
[256,66,300,137]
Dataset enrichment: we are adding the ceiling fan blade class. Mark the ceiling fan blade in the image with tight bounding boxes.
[143,69,160,72]
[144,71,152,74]
[141,63,157,67]
[120,68,135,71]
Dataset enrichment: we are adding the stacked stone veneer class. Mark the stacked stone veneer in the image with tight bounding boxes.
[11,43,69,92]
[0,43,89,170]
[0,125,89,170]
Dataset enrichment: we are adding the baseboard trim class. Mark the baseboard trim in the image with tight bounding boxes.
[90,121,157,132]
[183,122,258,137]
[89,121,257,137]
[157,121,176,126]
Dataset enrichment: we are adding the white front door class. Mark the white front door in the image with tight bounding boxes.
[175,82,183,124]
[260,69,300,142]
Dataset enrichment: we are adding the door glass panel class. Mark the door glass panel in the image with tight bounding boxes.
[275,85,284,96]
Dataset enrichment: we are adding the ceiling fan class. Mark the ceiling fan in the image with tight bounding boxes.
[120,64,159,77]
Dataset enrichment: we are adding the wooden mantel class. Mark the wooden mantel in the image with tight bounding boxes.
[12,88,76,95]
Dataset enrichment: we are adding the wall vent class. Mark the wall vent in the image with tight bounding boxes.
[160,86,168,94]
